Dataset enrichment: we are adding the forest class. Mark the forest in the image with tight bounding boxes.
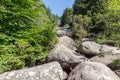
[61,0,120,47]
[0,0,59,73]
[0,0,120,76]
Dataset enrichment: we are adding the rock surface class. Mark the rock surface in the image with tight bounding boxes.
[56,27,67,37]
[57,30,66,37]
[90,54,120,69]
[79,41,102,56]
[58,36,76,50]
[68,62,120,80]
[47,44,88,69]
[115,70,120,78]
[79,41,120,56]
[0,62,67,80]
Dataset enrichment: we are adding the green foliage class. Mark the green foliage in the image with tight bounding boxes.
[70,15,91,47]
[61,8,73,26]
[111,59,120,69]
[71,0,120,48]
[73,0,106,15]
[46,7,60,25]
[71,15,90,39]
[0,53,25,73]
[92,0,120,47]
[0,0,57,73]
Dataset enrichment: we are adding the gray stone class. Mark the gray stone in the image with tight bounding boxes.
[56,27,67,37]
[0,62,67,80]
[79,41,120,56]
[79,41,101,55]
[47,44,88,69]
[90,54,120,69]
[58,36,76,50]
[68,62,120,80]
[115,70,120,78]
[57,30,66,37]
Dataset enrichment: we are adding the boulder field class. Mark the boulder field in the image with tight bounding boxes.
[0,36,120,80]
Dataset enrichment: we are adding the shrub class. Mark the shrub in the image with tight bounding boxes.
[0,0,57,73]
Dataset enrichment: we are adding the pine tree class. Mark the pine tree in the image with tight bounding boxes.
[60,8,73,27]
[73,0,106,16]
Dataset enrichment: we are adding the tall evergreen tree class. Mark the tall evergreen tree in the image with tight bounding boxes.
[73,0,106,16]
[72,0,120,47]
[60,8,73,27]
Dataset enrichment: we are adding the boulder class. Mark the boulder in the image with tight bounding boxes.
[68,62,120,80]
[101,45,120,54]
[0,62,67,80]
[57,30,66,37]
[56,27,67,37]
[79,41,101,56]
[115,70,120,78]
[47,44,89,69]
[79,41,120,56]
[90,54,120,69]
[58,36,76,50]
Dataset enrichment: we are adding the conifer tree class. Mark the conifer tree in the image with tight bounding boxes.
[61,8,73,27]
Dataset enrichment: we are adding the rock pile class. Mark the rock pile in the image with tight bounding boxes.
[0,36,120,80]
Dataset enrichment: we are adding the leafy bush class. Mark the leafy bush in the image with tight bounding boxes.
[0,0,57,73]
[0,53,24,73]
[110,59,120,69]
[70,15,91,47]
[71,0,120,48]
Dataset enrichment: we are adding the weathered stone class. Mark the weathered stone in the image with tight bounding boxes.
[79,41,120,56]
[47,44,88,69]
[68,62,120,80]
[57,30,66,37]
[0,62,67,80]
[58,36,76,50]
[115,70,120,78]
[90,54,120,69]
[79,41,101,55]
[56,27,67,37]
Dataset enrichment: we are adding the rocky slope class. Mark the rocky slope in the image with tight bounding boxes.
[0,28,120,80]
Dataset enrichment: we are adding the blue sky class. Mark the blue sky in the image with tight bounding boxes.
[42,0,75,16]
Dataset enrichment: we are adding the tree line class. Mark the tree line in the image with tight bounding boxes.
[61,0,120,47]
[0,0,57,73]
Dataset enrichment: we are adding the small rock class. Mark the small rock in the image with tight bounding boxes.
[115,70,120,78]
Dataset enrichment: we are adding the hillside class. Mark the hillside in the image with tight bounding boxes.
[0,0,120,80]
[0,0,57,73]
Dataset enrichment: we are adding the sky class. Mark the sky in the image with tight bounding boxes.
[42,0,75,16]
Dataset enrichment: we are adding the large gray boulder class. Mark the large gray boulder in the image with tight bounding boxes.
[47,44,88,69]
[90,54,120,69]
[79,41,101,55]
[0,62,67,80]
[58,36,76,50]
[68,62,120,80]
[79,41,120,56]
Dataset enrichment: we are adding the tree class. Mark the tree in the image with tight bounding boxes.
[0,0,57,73]
[73,0,106,16]
[60,8,73,27]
